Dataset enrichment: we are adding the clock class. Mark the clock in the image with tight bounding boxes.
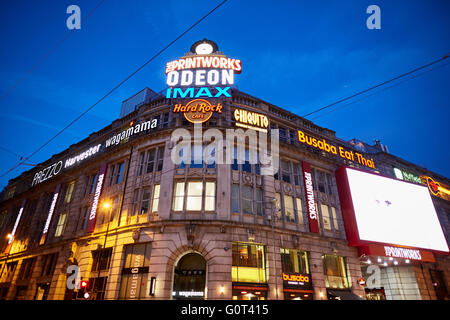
[190,39,218,55]
[195,43,214,55]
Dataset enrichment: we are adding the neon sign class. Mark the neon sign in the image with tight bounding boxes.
[234,109,269,132]
[302,161,319,233]
[421,176,450,201]
[298,130,375,169]
[40,184,61,245]
[86,163,107,233]
[173,99,223,124]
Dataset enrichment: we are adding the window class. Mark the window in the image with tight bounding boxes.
[0,210,7,228]
[190,145,203,169]
[293,163,302,186]
[242,186,253,214]
[281,160,291,183]
[186,182,203,210]
[140,188,151,215]
[161,112,169,128]
[280,249,309,274]
[275,193,282,219]
[296,198,303,224]
[314,169,334,195]
[54,213,67,237]
[137,146,165,176]
[110,162,124,185]
[231,184,240,213]
[284,195,295,222]
[40,253,58,277]
[322,254,350,289]
[151,184,160,213]
[331,207,339,230]
[81,207,90,230]
[86,173,98,195]
[5,261,18,282]
[89,276,108,300]
[232,147,259,174]
[204,182,215,211]
[119,243,152,300]
[64,181,75,203]
[91,248,112,272]
[173,182,185,211]
[321,204,332,230]
[18,258,36,280]
[232,243,266,283]
[255,187,263,216]
[173,181,216,212]
[110,197,118,222]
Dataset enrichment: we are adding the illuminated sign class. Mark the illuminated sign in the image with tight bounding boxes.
[298,130,375,169]
[234,109,269,132]
[166,86,231,99]
[358,278,366,286]
[172,291,204,298]
[104,118,158,148]
[40,184,61,245]
[165,56,242,74]
[335,166,449,253]
[384,246,421,260]
[173,99,223,124]
[358,244,435,263]
[32,161,63,187]
[393,168,421,184]
[65,145,101,169]
[86,163,107,233]
[302,162,319,233]
[420,176,450,201]
[165,39,241,100]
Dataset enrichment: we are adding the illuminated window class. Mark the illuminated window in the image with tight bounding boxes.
[173,182,185,211]
[119,243,152,300]
[296,198,303,224]
[280,249,309,274]
[152,184,160,213]
[275,193,282,219]
[322,254,350,289]
[64,181,76,203]
[172,181,216,212]
[54,213,67,237]
[321,204,332,230]
[232,243,266,284]
[284,195,295,222]
[331,207,339,231]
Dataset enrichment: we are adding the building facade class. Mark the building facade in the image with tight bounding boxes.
[0,40,448,300]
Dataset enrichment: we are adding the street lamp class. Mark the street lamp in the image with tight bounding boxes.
[0,234,14,281]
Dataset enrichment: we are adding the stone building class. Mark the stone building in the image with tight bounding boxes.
[0,40,448,300]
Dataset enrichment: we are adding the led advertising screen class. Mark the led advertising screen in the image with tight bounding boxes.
[335,166,449,253]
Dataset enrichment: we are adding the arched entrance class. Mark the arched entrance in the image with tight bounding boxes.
[172,252,206,300]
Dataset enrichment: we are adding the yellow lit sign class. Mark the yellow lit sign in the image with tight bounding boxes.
[173,99,223,124]
[233,108,269,132]
[297,130,375,169]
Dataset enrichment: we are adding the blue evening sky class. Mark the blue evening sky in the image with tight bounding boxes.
[0,0,449,191]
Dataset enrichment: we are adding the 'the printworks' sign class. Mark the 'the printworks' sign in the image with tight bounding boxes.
[302,161,319,233]
[298,130,375,169]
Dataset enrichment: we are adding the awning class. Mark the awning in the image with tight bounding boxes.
[327,290,363,300]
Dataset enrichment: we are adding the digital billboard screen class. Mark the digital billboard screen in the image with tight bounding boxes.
[335,167,449,253]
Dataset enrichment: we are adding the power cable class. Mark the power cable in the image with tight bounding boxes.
[309,61,450,121]
[302,55,449,118]
[0,0,228,180]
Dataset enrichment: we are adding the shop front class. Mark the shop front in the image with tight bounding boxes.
[232,242,268,300]
[172,252,207,300]
[280,248,313,300]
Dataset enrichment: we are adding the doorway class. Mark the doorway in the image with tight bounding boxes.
[172,252,206,300]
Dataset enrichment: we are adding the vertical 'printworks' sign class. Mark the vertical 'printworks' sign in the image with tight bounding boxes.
[39,184,62,245]
[86,163,108,233]
[302,162,319,233]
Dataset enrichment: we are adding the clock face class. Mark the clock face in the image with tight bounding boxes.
[195,43,214,55]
